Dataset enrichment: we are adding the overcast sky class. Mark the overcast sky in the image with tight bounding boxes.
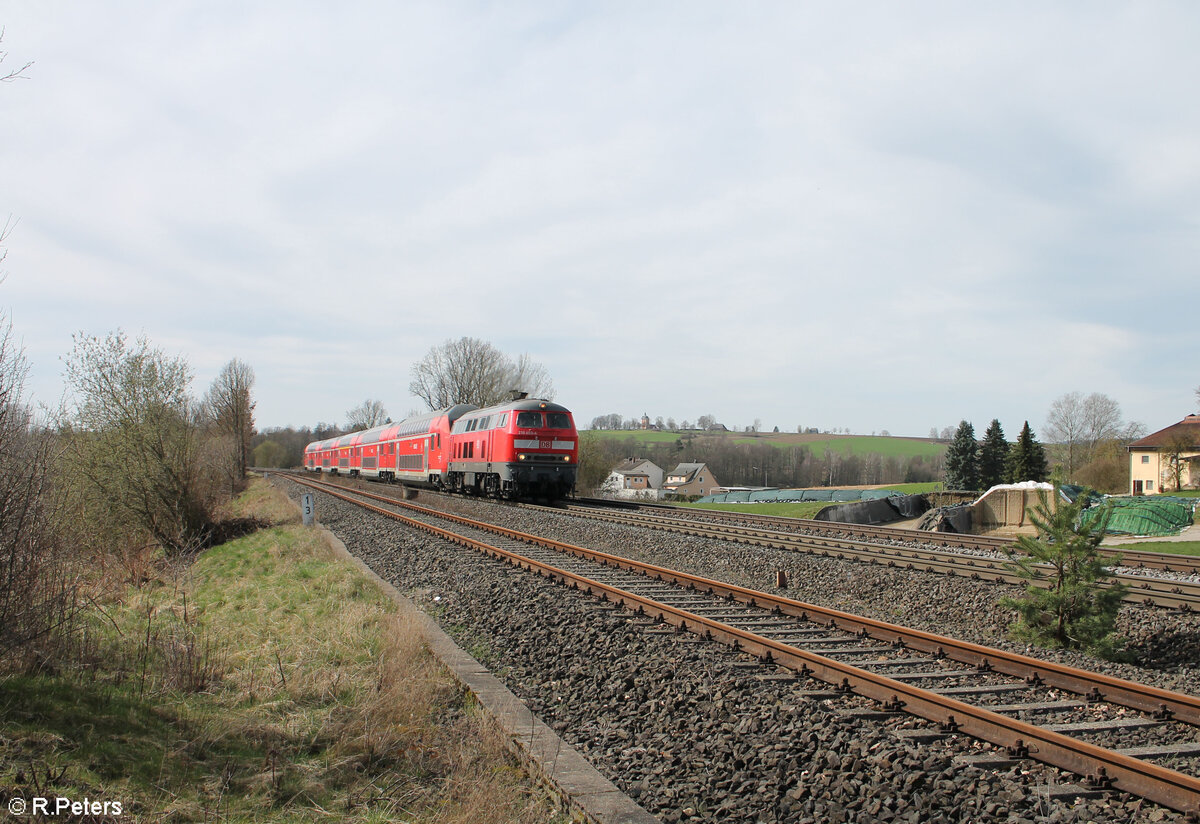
[2,3,1197,438]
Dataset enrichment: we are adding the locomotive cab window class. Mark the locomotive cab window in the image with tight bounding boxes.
[516,411,541,428]
[546,412,570,429]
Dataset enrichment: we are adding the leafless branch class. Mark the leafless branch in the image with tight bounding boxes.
[0,28,33,82]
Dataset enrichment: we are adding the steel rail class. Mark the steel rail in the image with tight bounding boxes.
[291,475,1200,816]
[547,500,1200,611]
[572,497,1200,574]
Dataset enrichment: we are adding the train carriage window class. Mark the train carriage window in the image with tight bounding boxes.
[479,415,491,430]
[546,412,570,429]
[516,411,541,428]
[498,413,507,427]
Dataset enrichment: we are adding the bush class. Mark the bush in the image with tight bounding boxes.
[62,331,224,554]
[0,314,79,670]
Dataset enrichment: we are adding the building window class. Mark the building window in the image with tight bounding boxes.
[1142,455,1150,464]
[1147,480,1155,490]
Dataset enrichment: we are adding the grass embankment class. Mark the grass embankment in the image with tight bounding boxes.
[671,501,832,519]
[0,479,558,823]
[1102,541,1200,557]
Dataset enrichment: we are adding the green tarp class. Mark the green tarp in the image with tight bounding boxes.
[1079,497,1195,536]
[695,488,907,504]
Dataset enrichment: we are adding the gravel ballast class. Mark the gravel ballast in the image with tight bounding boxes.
[279,478,1197,823]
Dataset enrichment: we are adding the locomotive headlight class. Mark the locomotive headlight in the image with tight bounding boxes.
[518,453,527,461]
[563,455,571,462]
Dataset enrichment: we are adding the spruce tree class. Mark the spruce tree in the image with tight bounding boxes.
[1000,484,1126,656]
[978,419,1009,489]
[943,420,979,490]
[1006,421,1049,482]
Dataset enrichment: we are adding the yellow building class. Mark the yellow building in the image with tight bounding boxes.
[1127,414,1200,495]
[663,462,721,497]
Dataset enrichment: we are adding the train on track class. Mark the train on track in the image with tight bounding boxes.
[303,396,578,500]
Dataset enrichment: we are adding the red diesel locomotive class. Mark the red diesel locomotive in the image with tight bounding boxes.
[303,397,578,499]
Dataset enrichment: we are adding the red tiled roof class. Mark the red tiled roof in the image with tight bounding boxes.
[1129,414,1200,449]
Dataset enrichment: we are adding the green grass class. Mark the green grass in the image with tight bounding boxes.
[872,482,943,494]
[0,480,558,823]
[583,429,946,460]
[1101,541,1200,556]
[671,500,834,519]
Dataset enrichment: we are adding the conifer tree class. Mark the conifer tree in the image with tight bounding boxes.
[978,419,1009,489]
[943,420,979,490]
[1000,484,1126,656]
[1006,421,1049,482]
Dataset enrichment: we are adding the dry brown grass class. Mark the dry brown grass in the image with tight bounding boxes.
[0,478,564,823]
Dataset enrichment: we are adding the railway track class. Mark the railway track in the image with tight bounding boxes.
[289,474,1200,816]
[531,499,1200,611]
[572,496,1200,575]
[285,472,1200,609]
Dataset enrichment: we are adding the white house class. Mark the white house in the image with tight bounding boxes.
[601,459,665,499]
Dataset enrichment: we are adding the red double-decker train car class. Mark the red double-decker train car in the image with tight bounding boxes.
[303,397,578,500]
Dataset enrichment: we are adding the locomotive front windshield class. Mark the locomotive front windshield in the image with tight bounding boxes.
[515,411,541,428]
[513,411,573,429]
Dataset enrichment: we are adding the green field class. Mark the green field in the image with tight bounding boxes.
[585,429,946,459]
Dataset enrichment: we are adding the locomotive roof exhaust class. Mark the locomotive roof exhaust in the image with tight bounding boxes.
[509,390,529,400]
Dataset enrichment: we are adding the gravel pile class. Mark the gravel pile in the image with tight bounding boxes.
[279,479,1195,823]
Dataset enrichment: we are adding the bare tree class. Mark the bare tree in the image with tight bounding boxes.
[0,311,77,665]
[205,358,255,488]
[697,414,716,431]
[409,337,555,410]
[505,352,554,401]
[1044,391,1085,476]
[345,398,388,431]
[1080,392,1123,453]
[1044,391,1124,479]
[1162,430,1196,492]
[0,28,33,83]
